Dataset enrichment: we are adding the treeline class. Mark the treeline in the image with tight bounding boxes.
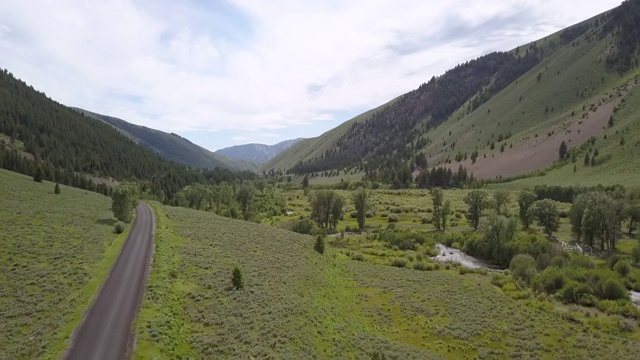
[169,180,287,222]
[532,184,624,203]
[363,165,473,189]
[0,69,255,201]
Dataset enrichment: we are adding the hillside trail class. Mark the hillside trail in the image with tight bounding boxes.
[65,203,155,360]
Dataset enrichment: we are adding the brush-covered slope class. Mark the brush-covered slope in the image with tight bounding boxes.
[134,203,640,359]
[215,138,303,164]
[75,108,258,172]
[267,4,639,182]
[0,169,128,359]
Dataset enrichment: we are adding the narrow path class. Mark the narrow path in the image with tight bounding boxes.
[66,203,155,360]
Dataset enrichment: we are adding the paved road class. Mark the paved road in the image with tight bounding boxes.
[66,203,155,360]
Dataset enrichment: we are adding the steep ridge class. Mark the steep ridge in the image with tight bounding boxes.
[75,108,258,172]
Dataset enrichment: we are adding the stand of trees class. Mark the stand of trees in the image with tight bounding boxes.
[309,190,344,229]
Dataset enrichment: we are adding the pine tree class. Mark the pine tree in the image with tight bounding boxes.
[54,182,60,194]
[33,167,43,182]
[559,141,568,160]
[231,267,244,290]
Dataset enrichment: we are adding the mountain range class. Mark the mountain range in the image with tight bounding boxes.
[215,138,304,164]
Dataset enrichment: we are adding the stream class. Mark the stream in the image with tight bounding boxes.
[433,244,640,307]
[432,244,501,270]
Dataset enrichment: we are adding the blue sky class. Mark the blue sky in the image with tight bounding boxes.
[0,0,621,150]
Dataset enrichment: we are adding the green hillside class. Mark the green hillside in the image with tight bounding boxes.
[266,3,640,189]
[0,70,255,201]
[75,108,259,172]
[261,99,397,172]
[0,169,129,359]
[134,203,640,359]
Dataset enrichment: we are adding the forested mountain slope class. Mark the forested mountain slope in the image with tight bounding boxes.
[0,70,254,200]
[267,3,640,185]
[75,108,258,172]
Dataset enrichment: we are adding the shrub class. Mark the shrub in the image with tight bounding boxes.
[560,280,594,304]
[387,214,400,223]
[607,254,621,270]
[54,183,61,194]
[412,262,427,270]
[614,259,632,277]
[314,236,325,254]
[533,266,565,294]
[391,207,402,214]
[349,211,358,218]
[550,255,566,268]
[420,216,428,224]
[618,318,637,332]
[569,255,595,269]
[602,278,627,300]
[231,267,244,290]
[491,272,509,288]
[509,254,537,283]
[114,221,125,234]
[536,253,551,271]
[292,218,315,235]
[350,252,365,261]
[390,258,408,268]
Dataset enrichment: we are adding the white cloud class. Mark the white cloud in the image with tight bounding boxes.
[0,0,621,148]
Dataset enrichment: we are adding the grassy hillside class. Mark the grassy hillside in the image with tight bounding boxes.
[495,74,640,189]
[265,5,640,186]
[422,23,636,177]
[0,169,129,359]
[75,108,258,172]
[134,203,640,359]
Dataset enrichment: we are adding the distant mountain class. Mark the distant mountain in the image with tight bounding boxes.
[215,138,304,163]
[74,108,259,172]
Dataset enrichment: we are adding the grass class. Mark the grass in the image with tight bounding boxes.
[0,169,129,359]
[135,203,640,359]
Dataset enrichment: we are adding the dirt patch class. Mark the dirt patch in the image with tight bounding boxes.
[443,96,624,180]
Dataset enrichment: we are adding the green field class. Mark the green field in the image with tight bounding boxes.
[135,203,640,359]
[0,169,129,359]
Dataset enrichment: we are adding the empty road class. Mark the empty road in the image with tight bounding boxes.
[66,203,155,360]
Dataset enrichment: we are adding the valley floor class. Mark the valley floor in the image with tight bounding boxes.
[134,204,640,359]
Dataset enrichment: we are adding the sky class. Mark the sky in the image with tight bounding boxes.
[0,0,621,151]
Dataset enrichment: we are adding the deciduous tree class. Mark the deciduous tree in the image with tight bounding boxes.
[517,190,536,228]
[352,187,372,230]
[464,190,489,231]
